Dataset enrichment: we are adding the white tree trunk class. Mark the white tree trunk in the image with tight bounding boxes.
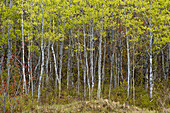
[97,4,104,99]
[67,35,71,97]
[28,33,31,92]
[149,1,153,101]
[97,28,103,99]
[37,0,45,102]
[102,38,106,94]
[83,15,86,99]
[145,51,148,89]
[30,27,33,97]
[90,24,94,100]
[126,32,130,102]
[22,0,27,94]
[124,0,130,101]
[58,21,65,98]
[30,0,34,98]
[132,41,135,104]
[161,49,166,80]
[76,30,80,95]
[51,43,59,97]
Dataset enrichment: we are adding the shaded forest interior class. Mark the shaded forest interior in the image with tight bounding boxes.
[0,0,169,112]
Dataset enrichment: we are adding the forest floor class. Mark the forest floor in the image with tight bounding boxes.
[23,99,163,113]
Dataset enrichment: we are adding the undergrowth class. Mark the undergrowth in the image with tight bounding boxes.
[0,80,169,112]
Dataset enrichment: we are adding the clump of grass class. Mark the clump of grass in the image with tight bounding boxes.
[25,99,157,113]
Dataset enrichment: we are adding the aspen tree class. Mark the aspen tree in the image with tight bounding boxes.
[37,0,45,102]
[90,8,94,99]
[76,29,80,95]
[82,7,87,99]
[97,1,104,99]
[149,0,153,101]
[58,20,65,98]
[124,0,131,101]
[102,38,106,94]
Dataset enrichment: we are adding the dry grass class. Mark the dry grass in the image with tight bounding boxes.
[23,99,159,113]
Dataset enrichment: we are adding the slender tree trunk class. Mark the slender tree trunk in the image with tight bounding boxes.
[76,30,80,96]
[37,0,45,102]
[28,33,31,92]
[102,38,106,95]
[30,0,34,99]
[115,49,118,88]
[165,44,169,81]
[145,51,149,89]
[120,24,123,86]
[52,43,59,99]
[83,15,86,99]
[52,15,59,100]
[85,30,90,100]
[27,1,31,94]
[149,1,153,101]
[93,47,98,86]
[153,55,157,84]
[1,26,5,105]
[90,24,94,100]
[118,51,120,88]
[120,42,123,86]
[132,41,135,104]
[0,48,4,102]
[22,0,27,94]
[124,0,130,102]
[67,34,71,97]
[58,21,65,98]
[109,43,114,99]
[85,26,90,100]
[149,37,153,101]
[0,24,5,98]
[126,30,130,102]
[97,28,103,99]
[161,49,166,80]
[97,4,104,99]
[86,44,90,100]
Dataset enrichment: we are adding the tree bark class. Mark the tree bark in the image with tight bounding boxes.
[102,38,106,95]
[22,0,27,94]
[90,23,94,100]
[37,0,45,102]
[124,0,131,102]
[76,30,80,96]
[83,14,86,99]
[58,21,65,98]
[132,41,135,104]
[149,1,153,101]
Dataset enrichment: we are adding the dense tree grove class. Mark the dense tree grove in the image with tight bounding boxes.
[0,0,169,112]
